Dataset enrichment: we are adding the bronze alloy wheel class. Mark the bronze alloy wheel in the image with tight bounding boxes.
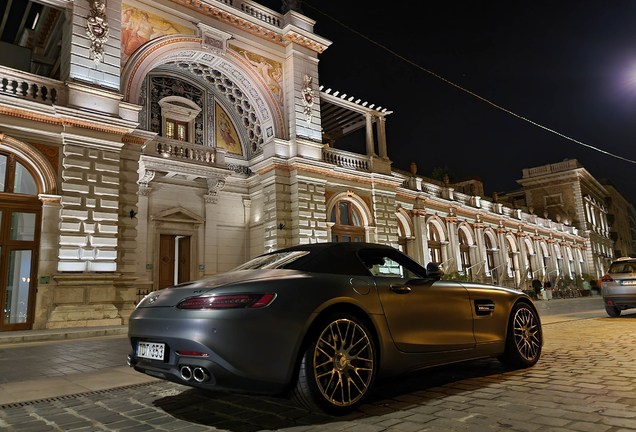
[313,318,374,407]
[512,306,541,362]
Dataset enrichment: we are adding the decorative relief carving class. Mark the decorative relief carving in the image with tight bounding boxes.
[137,168,155,188]
[86,0,110,64]
[205,177,226,203]
[137,186,152,196]
[218,61,270,120]
[301,74,315,123]
[30,143,59,174]
[226,163,252,175]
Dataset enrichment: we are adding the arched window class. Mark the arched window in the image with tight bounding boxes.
[427,223,442,264]
[459,229,472,275]
[0,153,38,195]
[330,201,364,242]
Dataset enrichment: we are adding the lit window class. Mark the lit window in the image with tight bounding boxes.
[330,201,364,243]
[166,121,175,140]
[177,124,186,141]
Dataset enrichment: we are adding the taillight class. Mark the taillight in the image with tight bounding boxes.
[602,274,613,282]
[177,294,276,309]
[176,351,209,357]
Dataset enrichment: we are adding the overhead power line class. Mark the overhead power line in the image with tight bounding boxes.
[301,1,636,165]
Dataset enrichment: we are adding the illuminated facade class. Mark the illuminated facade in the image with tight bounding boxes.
[0,0,594,331]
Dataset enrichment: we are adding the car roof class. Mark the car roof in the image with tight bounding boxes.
[273,242,397,254]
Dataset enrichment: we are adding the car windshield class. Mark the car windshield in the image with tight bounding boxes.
[233,251,310,271]
[609,262,636,274]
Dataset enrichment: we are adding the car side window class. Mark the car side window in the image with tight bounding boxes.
[361,251,424,279]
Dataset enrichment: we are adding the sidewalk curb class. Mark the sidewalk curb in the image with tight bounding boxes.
[0,325,128,346]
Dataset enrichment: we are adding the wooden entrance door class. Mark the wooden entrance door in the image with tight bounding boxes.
[158,235,191,289]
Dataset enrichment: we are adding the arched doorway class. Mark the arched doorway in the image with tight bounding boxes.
[0,151,42,331]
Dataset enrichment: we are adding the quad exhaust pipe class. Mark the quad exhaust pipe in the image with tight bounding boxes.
[193,367,210,383]
[180,365,210,382]
[180,365,193,381]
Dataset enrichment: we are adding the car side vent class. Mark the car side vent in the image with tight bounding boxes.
[474,300,495,316]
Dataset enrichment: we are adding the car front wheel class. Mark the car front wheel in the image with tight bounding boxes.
[498,302,542,368]
[291,314,376,414]
[605,305,621,317]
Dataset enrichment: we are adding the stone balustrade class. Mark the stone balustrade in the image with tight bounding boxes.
[238,0,282,27]
[0,65,66,105]
[147,137,222,166]
[322,147,370,171]
[522,159,581,178]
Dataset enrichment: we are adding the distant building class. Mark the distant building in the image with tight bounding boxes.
[517,160,614,277]
[598,178,636,258]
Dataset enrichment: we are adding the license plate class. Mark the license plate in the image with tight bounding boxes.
[621,280,636,285]
[137,342,165,360]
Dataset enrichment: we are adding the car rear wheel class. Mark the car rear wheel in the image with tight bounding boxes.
[291,314,376,414]
[605,305,621,317]
[498,302,542,368]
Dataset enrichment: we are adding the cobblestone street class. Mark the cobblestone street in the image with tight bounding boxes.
[0,308,635,431]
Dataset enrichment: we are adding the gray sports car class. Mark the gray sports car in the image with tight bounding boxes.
[128,242,542,414]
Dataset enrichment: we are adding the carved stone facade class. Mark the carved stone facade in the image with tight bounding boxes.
[0,0,601,332]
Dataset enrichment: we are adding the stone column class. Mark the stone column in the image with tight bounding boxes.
[445,216,459,273]
[365,113,376,156]
[377,116,388,159]
[472,223,486,280]
[411,210,427,265]
[135,180,152,278]
[203,178,226,275]
[243,199,251,262]
[33,195,62,330]
[496,228,510,279]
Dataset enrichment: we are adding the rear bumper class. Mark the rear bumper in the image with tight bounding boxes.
[127,306,305,395]
[128,350,285,394]
[603,294,636,309]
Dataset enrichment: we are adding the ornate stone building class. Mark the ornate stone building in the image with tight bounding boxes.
[517,160,614,278]
[598,178,636,258]
[0,0,594,331]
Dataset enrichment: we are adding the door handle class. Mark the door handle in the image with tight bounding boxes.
[390,284,412,294]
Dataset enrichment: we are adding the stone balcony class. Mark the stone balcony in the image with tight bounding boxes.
[0,65,67,105]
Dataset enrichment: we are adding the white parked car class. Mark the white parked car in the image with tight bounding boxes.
[601,258,636,317]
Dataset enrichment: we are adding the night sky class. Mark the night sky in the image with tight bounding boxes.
[258,1,636,205]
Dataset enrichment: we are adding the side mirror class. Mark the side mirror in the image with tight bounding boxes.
[427,262,444,280]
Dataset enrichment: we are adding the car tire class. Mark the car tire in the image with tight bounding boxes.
[498,302,542,368]
[290,313,377,415]
[605,305,621,317]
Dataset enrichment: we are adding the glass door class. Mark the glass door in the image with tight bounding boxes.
[0,207,41,331]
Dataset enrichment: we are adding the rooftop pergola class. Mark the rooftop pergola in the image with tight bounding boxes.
[319,87,392,159]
